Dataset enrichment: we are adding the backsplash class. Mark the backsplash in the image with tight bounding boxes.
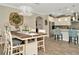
[71,22,79,29]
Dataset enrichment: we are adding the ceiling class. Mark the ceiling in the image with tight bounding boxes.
[0,3,79,16]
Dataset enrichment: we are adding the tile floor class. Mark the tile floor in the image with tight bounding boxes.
[39,37,79,55]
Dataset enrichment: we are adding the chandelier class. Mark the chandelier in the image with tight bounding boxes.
[19,6,33,16]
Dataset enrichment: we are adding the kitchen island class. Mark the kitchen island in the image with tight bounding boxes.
[53,29,79,42]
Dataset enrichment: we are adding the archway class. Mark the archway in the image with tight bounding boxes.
[36,16,43,29]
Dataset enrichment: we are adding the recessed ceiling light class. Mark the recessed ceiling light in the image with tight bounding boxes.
[71,10,74,13]
[66,8,70,11]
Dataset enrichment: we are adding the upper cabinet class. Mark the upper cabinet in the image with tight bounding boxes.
[48,16,71,26]
[55,17,71,25]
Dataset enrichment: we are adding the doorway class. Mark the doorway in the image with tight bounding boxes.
[36,16,43,30]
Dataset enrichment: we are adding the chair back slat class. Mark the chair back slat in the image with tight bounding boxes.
[53,28,62,35]
[2,27,13,55]
[68,29,78,38]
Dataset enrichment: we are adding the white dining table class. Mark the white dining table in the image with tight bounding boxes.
[11,31,47,55]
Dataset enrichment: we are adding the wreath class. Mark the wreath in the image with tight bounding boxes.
[9,12,23,28]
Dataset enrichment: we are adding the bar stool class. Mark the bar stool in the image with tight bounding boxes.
[68,28,78,45]
[53,28,63,41]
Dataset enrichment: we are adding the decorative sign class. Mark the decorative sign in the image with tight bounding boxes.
[9,12,23,29]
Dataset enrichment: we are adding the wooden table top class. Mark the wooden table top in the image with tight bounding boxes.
[29,32,47,36]
[11,31,32,39]
[11,31,47,39]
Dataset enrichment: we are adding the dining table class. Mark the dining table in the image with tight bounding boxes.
[11,31,48,55]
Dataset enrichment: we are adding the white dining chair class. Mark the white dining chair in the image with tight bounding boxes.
[2,29,25,55]
[0,29,4,54]
[1,30,8,55]
[37,29,46,52]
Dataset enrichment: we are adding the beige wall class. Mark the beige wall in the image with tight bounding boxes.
[24,15,36,29]
[0,5,37,29]
[42,16,49,36]
[0,5,20,29]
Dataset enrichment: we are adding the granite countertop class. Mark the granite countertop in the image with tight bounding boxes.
[60,29,79,32]
[53,29,79,32]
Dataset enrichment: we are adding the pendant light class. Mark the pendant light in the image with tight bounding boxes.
[19,6,33,16]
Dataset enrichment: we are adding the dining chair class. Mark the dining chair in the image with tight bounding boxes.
[68,28,78,45]
[2,29,25,55]
[5,25,22,32]
[0,29,4,54]
[0,29,2,43]
[53,28,63,40]
[37,29,46,52]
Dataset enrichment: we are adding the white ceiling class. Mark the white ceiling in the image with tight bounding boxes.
[0,3,79,16]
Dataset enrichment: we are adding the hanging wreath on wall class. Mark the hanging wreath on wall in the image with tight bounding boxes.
[9,12,23,29]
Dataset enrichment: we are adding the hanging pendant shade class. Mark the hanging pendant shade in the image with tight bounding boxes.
[19,6,33,16]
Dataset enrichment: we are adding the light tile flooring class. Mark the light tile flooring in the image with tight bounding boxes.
[39,37,79,55]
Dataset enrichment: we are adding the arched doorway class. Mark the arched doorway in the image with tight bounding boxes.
[36,16,43,32]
